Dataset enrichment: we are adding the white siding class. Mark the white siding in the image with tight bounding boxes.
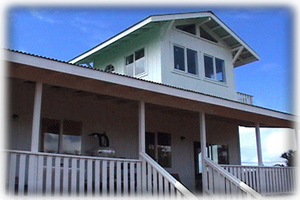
[93,25,162,83]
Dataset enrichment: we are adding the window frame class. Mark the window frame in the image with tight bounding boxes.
[203,54,226,83]
[125,48,147,77]
[173,44,199,76]
[41,118,83,155]
[145,132,172,168]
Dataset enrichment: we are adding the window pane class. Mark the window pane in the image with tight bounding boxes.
[61,135,81,155]
[176,24,196,35]
[135,48,144,61]
[41,118,60,153]
[215,58,225,82]
[44,133,59,153]
[125,64,134,76]
[135,57,145,76]
[204,55,214,79]
[174,46,185,71]
[125,54,133,65]
[157,132,171,167]
[146,132,155,160]
[187,49,198,75]
[62,120,82,155]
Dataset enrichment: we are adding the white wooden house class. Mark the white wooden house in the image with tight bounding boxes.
[5,11,297,198]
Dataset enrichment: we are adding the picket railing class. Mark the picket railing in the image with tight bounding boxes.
[6,150,142,196]
[203,158,262,198]
[139,152,198,200]
[221,165,297,195]
[237,92,253,105]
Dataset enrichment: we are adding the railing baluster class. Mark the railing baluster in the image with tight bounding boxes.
[54,156,61,195]
[136,162,142,195]
[79,159,85,195]
[94,160,100,196]
[123,161,129,196]
[8,153,17,195]
[45,156,53,195]
[62,157,69,195]
[87,159,93,194]
[18,154,26,195]
[71,158,77,195]
[101,160,107,196]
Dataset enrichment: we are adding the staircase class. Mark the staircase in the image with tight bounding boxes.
[203,158,262,198]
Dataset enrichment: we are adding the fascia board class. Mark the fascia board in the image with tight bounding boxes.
[8,50,292,123]
[150,12,210,22]
[69,12,211,64]
[69,17,153,64]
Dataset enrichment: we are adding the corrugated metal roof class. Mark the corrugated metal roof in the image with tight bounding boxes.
[5,48,292,118]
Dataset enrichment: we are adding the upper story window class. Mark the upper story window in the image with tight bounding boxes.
[125,48,145,77]
[204,54,226,82]
[175,23,218,44]
[174,45,198,75]
[176,24,196,35]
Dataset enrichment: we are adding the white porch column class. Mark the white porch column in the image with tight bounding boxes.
[255,122,263,166]
[139,101,146,156]
[199,112,207,192]
[295,129,298,149]
[31,82,43,152]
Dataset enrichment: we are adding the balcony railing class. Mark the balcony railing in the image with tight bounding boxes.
[237,92,253,105]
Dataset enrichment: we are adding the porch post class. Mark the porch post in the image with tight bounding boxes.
[139,101,146,156]
[199,112,207,192]
[295,129,298,149]
[255,122,263,166]
[31,82,43,152]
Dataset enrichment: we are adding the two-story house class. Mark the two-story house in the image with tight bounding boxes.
[5,11,296,198]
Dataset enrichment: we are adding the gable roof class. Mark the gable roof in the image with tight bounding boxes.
[69,11,260,67]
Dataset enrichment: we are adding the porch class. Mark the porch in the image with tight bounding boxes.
[5,50,297,198]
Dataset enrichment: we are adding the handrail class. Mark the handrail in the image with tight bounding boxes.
[220,164,297,169]
[140,152,198,200]
[204,158,262,198]
[5,149,141,162]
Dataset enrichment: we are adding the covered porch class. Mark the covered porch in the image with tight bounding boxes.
[5,50,297,198]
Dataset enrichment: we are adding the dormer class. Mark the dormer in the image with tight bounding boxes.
[69,11,259,102]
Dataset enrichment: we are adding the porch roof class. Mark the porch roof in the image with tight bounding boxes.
[6,49,295,128]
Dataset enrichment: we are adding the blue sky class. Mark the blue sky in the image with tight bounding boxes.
[6,6,296,165]
[7,6,294,113]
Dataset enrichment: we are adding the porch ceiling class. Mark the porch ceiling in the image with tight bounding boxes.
[6,49,295,128]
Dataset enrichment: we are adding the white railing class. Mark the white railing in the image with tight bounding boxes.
[221,165,297,195]
[203,158,262,198]
[139,152,198,200]
[6,150,142,196]
[237,92,253,105]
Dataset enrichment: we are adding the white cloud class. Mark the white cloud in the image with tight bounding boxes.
[239,127,296,166]
[29,10,61,24]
